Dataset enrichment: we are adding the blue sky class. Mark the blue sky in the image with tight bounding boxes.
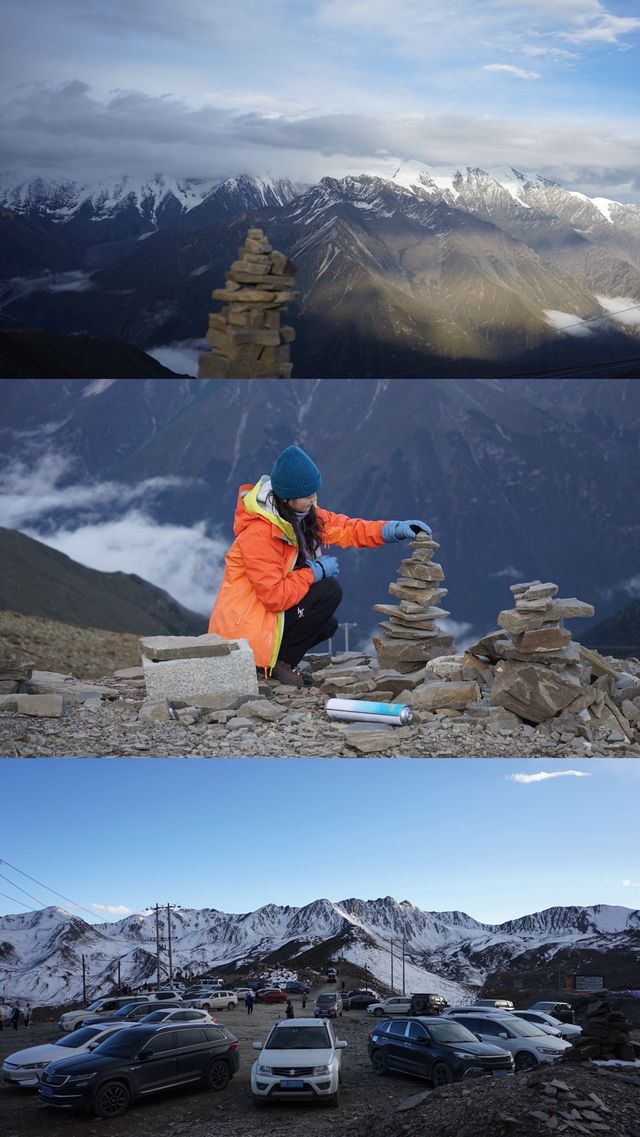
[1,758,639,926]
[2,1,640,199]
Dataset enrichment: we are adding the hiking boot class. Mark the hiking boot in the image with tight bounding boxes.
[271,661,306,688]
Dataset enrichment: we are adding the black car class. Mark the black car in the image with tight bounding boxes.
[409,993,449,1016]
[368,1017,514,1087]
[347,990,379,1008]
[283,981,311,994]
[38,1023,239,1118]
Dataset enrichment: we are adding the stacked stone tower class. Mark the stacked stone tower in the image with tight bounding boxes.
[492,580,594,722]
[372,533,455,673]
[198,228,297,378]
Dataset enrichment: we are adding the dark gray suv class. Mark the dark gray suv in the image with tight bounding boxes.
[38,1023,239,1117]
[314,992,343,1018]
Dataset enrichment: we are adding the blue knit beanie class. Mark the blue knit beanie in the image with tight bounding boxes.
[271,445,321,499]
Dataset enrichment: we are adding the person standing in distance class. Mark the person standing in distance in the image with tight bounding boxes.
[209,445,432,687]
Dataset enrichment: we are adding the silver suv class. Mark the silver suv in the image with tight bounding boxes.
[314,992,343,1018]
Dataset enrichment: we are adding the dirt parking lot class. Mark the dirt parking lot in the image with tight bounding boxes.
[0,992,415,1137]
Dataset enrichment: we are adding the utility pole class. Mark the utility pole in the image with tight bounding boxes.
[155,904,161,990]
[117,959,121,991]
[390,938,394,994]
[402,928,406,996]
[166,904,176,984]
[82,955,86,1004]
[339,622,357,653]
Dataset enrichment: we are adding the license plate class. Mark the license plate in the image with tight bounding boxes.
[279,1078,304,1089]
[492,1069,509,1078]
[40,1085,54,1096]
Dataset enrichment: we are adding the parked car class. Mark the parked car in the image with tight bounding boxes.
[340,992,351,1010]
[2,1024,131,1088]
[82,1001,181,1027]
[528,1001,576,1025]
[232,988,255,1000]
[347,990,380,1008]
[511,1009,582,1040]
[367,996,412,1017]
[251,1017,346,1106]
[326,968,338,983]
[255,988,287,1005]
[475,999,516,1011]
[38,1023,239,1117]
[150,990,184,1002]
[368,1016,514,1086]
[314,993,343,1018]
[58,996,153,1032]
[191,990,238,1011]
[140,1008,216,1026]
[446,1013,572,1071]
[409,993,449,1016]
[442,1006,512,1017]
[283,981,311,995]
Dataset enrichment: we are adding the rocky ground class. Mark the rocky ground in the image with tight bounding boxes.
[1,1001,639,1137]
[1,662,639,759]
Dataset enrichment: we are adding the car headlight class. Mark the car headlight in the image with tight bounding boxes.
[69,1072,98,1085]
[313,1064,331,1075]
[256,1065,273,1075]
[453,1052,482,1062]
[537,1047,560,1056]
[30,1062,50,1070]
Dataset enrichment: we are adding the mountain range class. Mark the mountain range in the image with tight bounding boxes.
[1,899,638,1007]
[1,377,639,648]
[0,528,205,636]
[1,165,640,377]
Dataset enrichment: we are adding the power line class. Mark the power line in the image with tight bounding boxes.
[0,889,38,912]
[0,857,101,923]
[0,872,50,908]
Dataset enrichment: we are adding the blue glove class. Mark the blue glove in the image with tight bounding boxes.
[381,520,432,542]
[305,555,340,581]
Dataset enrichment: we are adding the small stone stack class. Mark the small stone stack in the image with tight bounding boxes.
[372,533,455,674]
[492,581,594,723]
[564,998,638,1062]
[0,658,33,694]
[198,228,297,379]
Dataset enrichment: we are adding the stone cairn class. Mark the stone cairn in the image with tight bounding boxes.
[198,228,297,379]
[0,659,32,694]
[372,533,455,674]
[564,997,639,1062]
[491,581,595,724]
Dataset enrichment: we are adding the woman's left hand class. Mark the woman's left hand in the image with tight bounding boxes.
[381,519,433,541]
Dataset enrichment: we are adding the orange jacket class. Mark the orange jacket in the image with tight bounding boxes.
[209,477,387,669]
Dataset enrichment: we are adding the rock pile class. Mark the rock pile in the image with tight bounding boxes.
[0,658,33,694]
[198,228,297,378]
[372,533,455,673]
[565,998,639,1063]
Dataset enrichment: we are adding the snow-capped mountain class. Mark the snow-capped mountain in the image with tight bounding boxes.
[1,898,638,1007]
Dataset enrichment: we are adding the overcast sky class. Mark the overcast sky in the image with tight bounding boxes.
[2,0,640,200]
[1,758,639,924]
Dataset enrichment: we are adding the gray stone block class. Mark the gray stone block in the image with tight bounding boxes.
[142,638,258,701]
[140,634,236,662]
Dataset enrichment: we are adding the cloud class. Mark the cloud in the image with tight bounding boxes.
[148,338,209,378]
[595,296,640,328]
[484,64,541,79]
[622,879,640,888]
[543,310,594,337]
[490,565,525,579]
[90,903,134,915]
[507,770,591,783]
[0,450,227,614]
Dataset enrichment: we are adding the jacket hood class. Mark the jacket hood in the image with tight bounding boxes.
[233,476,296,546]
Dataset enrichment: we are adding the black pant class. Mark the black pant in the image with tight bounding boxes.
[278,578,342,667]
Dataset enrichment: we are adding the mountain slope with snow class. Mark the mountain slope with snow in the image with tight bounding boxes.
[1,898,638,1007]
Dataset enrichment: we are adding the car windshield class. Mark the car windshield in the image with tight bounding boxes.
[58,1026,105,1049]
[266,1025,331,1049]
[428,1022,479,1044]
[507,1017,546,1037]
[91,1031,148,1058]
[141,1011,169,1022]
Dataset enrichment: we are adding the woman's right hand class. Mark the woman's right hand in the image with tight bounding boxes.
[306,555,340,581]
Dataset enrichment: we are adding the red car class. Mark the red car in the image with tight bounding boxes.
[255,988,288,1004]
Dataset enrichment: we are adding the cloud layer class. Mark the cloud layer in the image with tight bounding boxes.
[507,770,591,783]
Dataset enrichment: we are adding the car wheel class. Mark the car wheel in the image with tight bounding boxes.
[514,1051,538,1073]
[430,1062,454,1088]
[203,1004,212,1012]
[325,1089,340,1107]
[203,1059,231,1092]
[92,1081,131,1118]
[373,1008,384,1017]
[371,1051,388,1076]
[227,1002,234,1010]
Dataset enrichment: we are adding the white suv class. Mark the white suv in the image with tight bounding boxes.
[367,996,412,1017]
[191,990,238,1011]
[58,996,153,1032]
[251,1017,347,1106]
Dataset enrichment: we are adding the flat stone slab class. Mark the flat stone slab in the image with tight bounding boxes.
[0,693,64,717]
[403,680,481,710]
[112,667,145,680]
[140,634,237,662]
